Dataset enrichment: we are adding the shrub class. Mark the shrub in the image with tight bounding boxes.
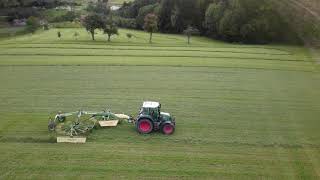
[26,16,40,33]
[57,31,61,39]
[126,33,133,39]
[73,31,79,40]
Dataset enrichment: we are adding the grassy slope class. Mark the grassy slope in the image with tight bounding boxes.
[0,29,319,179]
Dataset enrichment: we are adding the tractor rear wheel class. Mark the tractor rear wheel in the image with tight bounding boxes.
[161,123,175,135]
[136,119,153,134]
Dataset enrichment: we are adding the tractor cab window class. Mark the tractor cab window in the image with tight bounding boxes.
[140,108,148,114]
[151,108,160,120]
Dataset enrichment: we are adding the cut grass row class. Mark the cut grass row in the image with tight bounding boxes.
[0,51,303,62]
[0,55,316,72]
[0,46,293,55]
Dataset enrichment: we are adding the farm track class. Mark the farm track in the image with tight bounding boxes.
[289,0,320,21]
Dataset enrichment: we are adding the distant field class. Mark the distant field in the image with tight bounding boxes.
[0,28,319,179]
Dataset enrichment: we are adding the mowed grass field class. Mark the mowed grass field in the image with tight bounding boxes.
[0,28,320,179]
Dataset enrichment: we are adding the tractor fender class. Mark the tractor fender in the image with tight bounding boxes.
[135,115,153,128]
[160,121,175,135]
[136,115,153,123]
[160,121,175,128]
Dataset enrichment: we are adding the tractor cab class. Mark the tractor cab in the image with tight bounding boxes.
[140,101,161,121]
[136,101,175,135]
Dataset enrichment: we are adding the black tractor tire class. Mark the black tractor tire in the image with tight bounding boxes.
[161,123,175,135]
[136,118,153,134]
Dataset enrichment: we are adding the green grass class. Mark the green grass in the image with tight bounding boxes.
[0,28,319,179]
[0,26,26,39]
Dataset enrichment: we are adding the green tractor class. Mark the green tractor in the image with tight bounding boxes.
[135,101,175,135]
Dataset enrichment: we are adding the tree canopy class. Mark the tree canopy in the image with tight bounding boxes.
[116,0,311,44]
[144,13,158,43]
[103,16,119,42]
[183,26,200,44]
[82,13,105,40]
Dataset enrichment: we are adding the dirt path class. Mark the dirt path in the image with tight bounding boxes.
[289,0,320,21]
[307,46,320,64]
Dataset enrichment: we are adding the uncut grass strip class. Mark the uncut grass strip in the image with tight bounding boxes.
[0,64,316,73]
[0,42,295,51]
[0,46,292,55]
[0,53,307,62]
[0,43,292,55]
[5,93,317,105]
[0,135,319,148]
[0,41,205,47]
[173,139,320,149]
[0,136,56,144]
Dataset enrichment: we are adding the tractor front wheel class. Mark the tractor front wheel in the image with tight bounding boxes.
[136,119,153,134]
[161,123,175,135]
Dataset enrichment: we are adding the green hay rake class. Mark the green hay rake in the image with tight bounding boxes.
[48,110,131,137]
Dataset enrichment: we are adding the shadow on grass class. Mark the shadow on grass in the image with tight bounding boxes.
[0,136,57,143]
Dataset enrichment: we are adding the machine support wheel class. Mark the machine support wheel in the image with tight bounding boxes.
[136,119,153,134]
[48,121,56,131]
[161,123,175,135]
[57,116,66,122]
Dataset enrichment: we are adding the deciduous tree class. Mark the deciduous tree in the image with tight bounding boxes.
[144,13,158,43]
[82,14,105,40]
[26,16,40,33]
[103,16,118,42]
[183,26,199,44]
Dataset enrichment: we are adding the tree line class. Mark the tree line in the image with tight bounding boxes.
[2,0,319,45]
[0,0,78,22]
[116,0,309,44]
[0,0,77,8]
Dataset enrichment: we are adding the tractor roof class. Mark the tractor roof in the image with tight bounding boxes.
[143,101,160,108]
